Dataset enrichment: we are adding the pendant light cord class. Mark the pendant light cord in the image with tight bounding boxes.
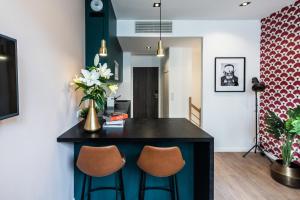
[160,0,162,40]
[102,12,105,39]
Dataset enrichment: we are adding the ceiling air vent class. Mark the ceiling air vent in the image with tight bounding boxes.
[135,21,172,33]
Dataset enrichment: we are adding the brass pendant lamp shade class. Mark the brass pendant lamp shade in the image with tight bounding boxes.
[156,0,164,57]
[84,100,101,132]
[157,40,165,57]
[99,39,107,57]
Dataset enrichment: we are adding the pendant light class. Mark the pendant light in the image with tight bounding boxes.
[156,0,164,57]
[99,39,107,57]
[99,8,108,57]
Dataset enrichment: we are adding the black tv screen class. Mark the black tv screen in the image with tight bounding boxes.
[0,34,18,120]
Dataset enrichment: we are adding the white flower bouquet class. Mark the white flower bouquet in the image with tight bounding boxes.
[72,54,118,117]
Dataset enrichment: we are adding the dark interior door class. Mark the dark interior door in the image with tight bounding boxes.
[133,67,158,118]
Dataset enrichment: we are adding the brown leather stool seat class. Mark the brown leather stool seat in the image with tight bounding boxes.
[77,145,126,200]
[137,145,185,200]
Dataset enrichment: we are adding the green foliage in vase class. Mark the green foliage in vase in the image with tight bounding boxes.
[286,106,300,135]
[290,119,300,134]
[72,54,118,111]
[282,138,293,167]
[265,110,285,139]
[265,105,300,167]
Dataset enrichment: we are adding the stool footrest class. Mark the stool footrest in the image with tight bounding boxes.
[139,172,179,200]
[144,186,172,192]
[90,186,123,193]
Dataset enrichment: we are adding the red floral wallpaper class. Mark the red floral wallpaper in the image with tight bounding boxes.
[259,1,300,161]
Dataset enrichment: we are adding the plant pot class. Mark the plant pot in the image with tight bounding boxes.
[270,160,300,188]
[84,100,101,132]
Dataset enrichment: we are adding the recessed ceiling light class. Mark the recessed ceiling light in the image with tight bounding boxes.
[145,46,151,50]
[240,1,251,7]
[153,3,161,7]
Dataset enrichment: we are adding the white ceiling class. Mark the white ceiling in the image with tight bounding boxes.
[111,0,295,20]
[118,37,202,55]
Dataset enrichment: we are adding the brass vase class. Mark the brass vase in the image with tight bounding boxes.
[270,160,300,188]
[84,100,101,132]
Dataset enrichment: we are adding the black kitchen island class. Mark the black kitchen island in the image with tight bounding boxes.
[57,118,214,200]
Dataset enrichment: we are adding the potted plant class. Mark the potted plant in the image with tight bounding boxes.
[265,105,300,188]
[72,54,118,131]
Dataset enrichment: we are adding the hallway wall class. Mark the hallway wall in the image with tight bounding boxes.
[168,47,193,118]
[192,47,202,109]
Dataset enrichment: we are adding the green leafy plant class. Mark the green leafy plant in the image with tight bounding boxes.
[265,105,300,167]
[265,110,285,139]
[286,106,300,134]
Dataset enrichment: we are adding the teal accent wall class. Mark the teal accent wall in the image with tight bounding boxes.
[74,143,194,199]
[85,0,123,82]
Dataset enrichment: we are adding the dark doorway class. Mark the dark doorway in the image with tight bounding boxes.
[133,67,158,118]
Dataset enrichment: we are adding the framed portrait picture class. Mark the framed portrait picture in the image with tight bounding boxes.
[215,57,246,92]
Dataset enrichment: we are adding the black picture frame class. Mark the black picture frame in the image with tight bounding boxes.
[214,57,246,92]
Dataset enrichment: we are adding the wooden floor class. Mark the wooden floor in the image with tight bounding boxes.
[215,153,300,200]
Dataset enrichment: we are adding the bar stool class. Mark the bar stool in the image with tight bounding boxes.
[76,145,126,200]
[137,145,185,200]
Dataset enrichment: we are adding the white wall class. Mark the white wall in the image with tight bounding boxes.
[190,47,202,126]
[0,0,84,199]
[116,52,132,101]
[168,47,193,119]
[131,55,160,67]
[160,46,201,121]
[192,47,202,108]
[116,54,161,117]
[161,48,170,118]
[117,20,261,152]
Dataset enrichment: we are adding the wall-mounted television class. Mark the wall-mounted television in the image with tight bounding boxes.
[0,34,18,120]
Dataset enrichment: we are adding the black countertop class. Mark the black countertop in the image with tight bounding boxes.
[57,118,213,143]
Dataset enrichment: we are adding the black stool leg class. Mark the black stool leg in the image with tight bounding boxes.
[119,170,125,200]
[88,176,92,200]
[169,176,175,200]
[174,175,179,200]
[139,171,146,200]
[81,174,87,200]
[115,173,119,200]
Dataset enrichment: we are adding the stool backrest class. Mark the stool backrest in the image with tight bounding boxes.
[137,145,185,177]
[77,145,125,177]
